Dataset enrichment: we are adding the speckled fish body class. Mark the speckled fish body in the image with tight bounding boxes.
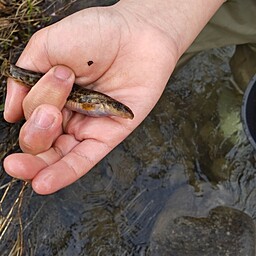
[1,59,134,119]
[67,84,134,118]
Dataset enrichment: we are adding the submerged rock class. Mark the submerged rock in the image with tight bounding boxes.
[149,205,255,256]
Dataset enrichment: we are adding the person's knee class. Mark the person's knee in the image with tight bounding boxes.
[230,43,256,89]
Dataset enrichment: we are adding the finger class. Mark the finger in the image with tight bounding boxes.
[3,29,56,123]
[32,138,112,194]
[4,64,75,123]
[19,104,63,155]
[64,113,134,146]
[4,115,134,194]
[3,134,80,180]
[23,65,75,120]
[4,153,48,180]
[4,78,31,123]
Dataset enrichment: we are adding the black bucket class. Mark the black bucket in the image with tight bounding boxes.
[241,74,256,149]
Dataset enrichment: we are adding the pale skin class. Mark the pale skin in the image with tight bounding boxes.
[3,0,225,194]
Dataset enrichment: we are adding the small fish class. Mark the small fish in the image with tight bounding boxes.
[1,59,134,119]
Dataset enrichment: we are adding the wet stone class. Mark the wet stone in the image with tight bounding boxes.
[149,206,255,256]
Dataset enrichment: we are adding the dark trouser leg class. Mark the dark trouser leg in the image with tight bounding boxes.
[174,0,256,87]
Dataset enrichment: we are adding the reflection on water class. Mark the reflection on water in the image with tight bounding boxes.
[1,1,256,255]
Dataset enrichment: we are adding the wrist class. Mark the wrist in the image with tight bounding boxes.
[115,0,226,57]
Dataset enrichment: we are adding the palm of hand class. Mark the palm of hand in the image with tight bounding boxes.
[4,7,175,194]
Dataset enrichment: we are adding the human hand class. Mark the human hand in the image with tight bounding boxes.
[3,4,176,194]
[3,0,225,194]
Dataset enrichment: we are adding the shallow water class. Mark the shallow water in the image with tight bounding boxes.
[1,1,256,255]
[12,48,256,255]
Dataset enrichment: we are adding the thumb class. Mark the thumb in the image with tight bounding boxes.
[22,65,75,120]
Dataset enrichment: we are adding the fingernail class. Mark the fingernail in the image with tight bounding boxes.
[33,173,54,194]
[54,66,73,80]
[33,107,57,129]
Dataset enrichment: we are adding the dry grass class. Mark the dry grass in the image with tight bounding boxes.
[0,0,50,60]
[0,0,53,254]
[0,0,82,254]
[0,180,28,256]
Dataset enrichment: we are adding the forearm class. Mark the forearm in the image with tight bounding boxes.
[116,0,226,59]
